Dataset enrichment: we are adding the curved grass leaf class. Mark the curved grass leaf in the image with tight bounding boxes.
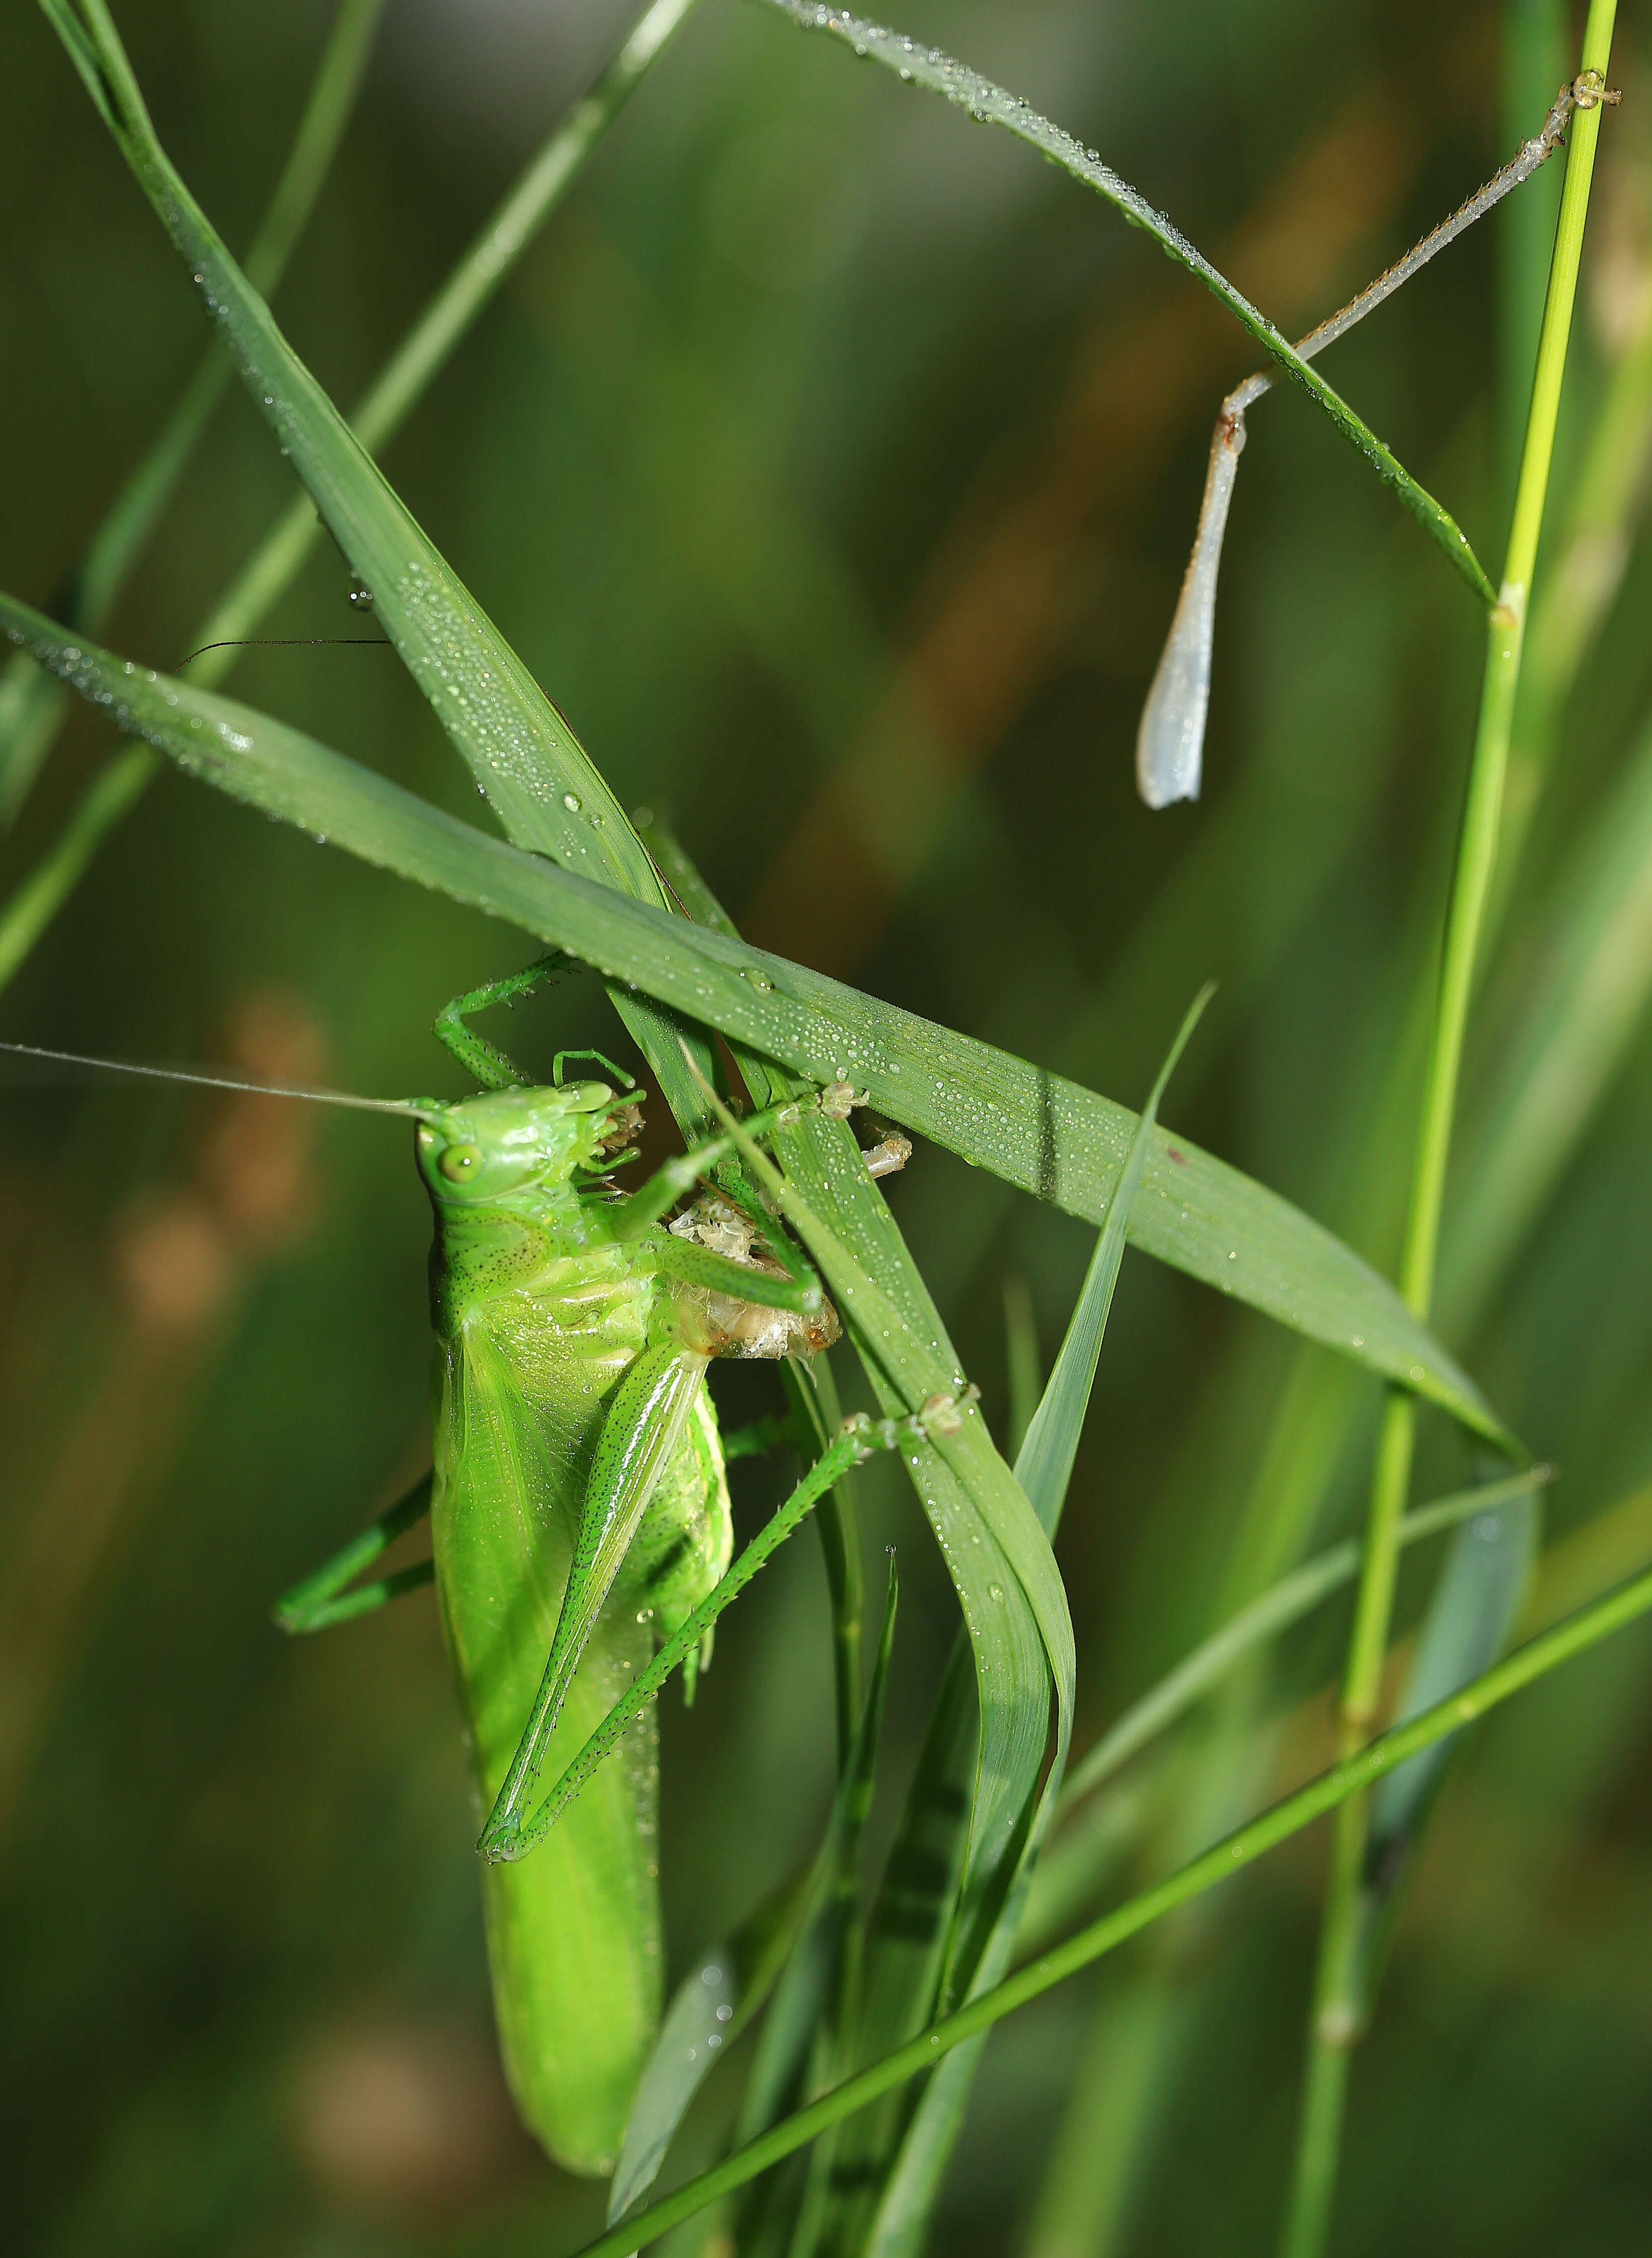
[608,1954,740,2238]
[1371,1492,1541,1847]
[754,2,1493,604]
[52,0,650,892]
[45,0,717,1135]
[0,588,1511,1450]
[1014,1467,1549,1962]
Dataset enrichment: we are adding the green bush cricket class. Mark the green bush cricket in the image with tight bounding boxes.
[275,960,853,2173]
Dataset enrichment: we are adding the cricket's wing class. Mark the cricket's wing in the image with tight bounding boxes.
[430,1324,660,2179]
[480,1340,709,1852]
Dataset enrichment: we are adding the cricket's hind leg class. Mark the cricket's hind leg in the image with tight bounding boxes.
[273,1469,434,1633]
[433,955,577,1090]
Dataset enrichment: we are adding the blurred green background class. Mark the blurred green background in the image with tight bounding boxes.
[3,1,1652,2251]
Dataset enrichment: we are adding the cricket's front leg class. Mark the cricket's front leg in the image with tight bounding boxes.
[478,1342,708,1858]
[431,955,576,1088]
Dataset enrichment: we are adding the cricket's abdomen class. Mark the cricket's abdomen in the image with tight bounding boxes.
[429,1249,706,2174]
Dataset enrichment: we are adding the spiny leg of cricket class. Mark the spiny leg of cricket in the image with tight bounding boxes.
[1136,72,1619,809]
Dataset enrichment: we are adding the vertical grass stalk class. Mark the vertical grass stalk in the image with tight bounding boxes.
[1278,12,1619,2253]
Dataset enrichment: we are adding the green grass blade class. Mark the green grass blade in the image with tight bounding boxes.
[1016,989,1211,1538]
[607,1950,740,2237]
[0,588,1514,1447]
[48,0,721,1135]
[583,1557,1652,2258]
[1,0,384,829]
[55,0,653,889]
[755,2,1493,605]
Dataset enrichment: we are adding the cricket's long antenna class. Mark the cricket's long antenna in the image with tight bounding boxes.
[1136,72,1620,811]
[0,1041,432,1118]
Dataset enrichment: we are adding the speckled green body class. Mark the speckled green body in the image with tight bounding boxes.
[420,1083,731,2176]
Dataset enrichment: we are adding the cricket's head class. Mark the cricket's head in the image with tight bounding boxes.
[414,1080,643,1208]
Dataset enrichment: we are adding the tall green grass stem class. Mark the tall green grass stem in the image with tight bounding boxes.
[573,1555,1652,2258]
[0,0,701,992]
[1498,0,1569,502]
[1280,13,1618,2253]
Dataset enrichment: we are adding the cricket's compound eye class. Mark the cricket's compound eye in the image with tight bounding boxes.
[440,1142,483,1183]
